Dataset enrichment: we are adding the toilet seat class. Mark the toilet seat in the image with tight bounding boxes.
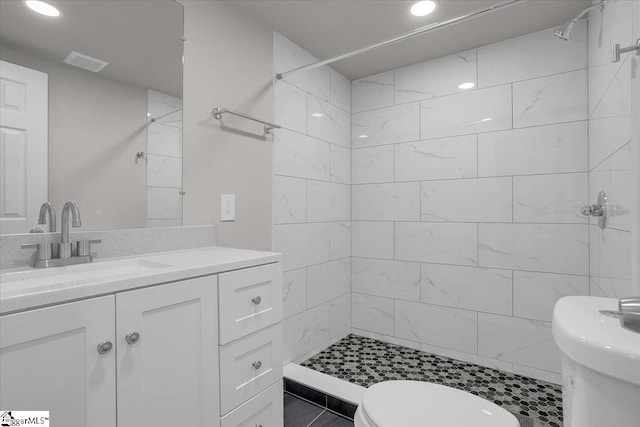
[354,380,519,427]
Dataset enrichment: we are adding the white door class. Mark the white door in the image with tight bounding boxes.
[0,296,116,427]
[116,275,219,427]
[0,60,48,234]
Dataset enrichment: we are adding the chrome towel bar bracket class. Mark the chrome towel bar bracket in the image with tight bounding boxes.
[612,38,640,63]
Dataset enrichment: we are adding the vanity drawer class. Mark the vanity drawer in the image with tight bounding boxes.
[218,262,282,344]
[220,380,283,427]
[219,323,283,415]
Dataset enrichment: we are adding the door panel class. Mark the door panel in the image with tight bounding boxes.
[0,296,116,427]
[0,60,47,234]
[116,275,219,427]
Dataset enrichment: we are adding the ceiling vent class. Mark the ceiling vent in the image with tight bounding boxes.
[63,51,108,72]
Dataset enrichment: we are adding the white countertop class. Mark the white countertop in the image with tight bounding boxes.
[0,246,282,315]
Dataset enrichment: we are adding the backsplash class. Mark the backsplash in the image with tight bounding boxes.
[0,225,216,270]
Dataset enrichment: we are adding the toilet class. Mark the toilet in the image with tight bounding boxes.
[354,380,519,427]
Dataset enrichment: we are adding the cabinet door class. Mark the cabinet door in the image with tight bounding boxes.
[0,296,116,427]
[116,275,219,427]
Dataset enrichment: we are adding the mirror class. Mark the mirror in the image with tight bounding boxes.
[0,0,183,234]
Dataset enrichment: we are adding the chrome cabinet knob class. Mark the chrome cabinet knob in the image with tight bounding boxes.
[125,332,141,345]
[97,341,113,355]
[252,360,262,370]
[252,296,262,305]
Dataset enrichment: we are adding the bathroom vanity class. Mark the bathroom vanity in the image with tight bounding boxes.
[0,246,284,427]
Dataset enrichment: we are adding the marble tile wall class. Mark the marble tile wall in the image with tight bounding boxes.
[146,90,183,228]
[272,33,352,364]
[587,0,636,299]
[350,23,590,384]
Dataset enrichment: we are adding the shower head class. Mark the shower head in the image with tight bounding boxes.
[553,0,605,41]
[553,21,575,41]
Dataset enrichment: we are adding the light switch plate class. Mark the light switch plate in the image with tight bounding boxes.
[220,194,236,221]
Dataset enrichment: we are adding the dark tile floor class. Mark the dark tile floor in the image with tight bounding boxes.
[284,393,354,427]
[301,334,562,427]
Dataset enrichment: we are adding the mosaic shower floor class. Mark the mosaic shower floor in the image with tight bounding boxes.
[301,335,563,427]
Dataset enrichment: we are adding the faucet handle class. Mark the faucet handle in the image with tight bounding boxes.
[21,243,52,261]
[77,239,102,257]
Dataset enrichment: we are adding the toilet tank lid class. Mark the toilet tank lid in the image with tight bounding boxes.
[552,296,640,386]
[361,381,519,427]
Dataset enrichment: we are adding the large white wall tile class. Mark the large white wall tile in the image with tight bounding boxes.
[147,124,181,157]
[478,224,589,275]
[394,135,477,181]
[274,129,330,181]
[274,32,330,102]
[147,154,182,188]
[330,221,351,260]
[352,293,395,336]
[307,259,351,308]
[420,177,512,222]
[273,223,330,271]
[478,313,560,372]
[330,294,351,337]
[512,365,560,385]
[395,300,478,353]
[147,187,181,219]
[330,144,350,184]
[421,264,512,315]
[274,81,307,134]
[351,221,394,259]
[307,95,350,147]
[330,68,351,113]
[420,84,512,139]
[513,173,588,224]
[590,56,632,120]
[352,103,420,147]
[394,50,477,104]
[421,343,514,372]
[513,69,588,128]
[608,143,634,230]
[513,271,589,322]
[589,115,631,169]
[307,181,350,222]
[352,183,420,221]
[273,175,306,224]
[283,304,330,363]
[588,0,633,68]
[478,23,587,88]
[351,72,394,113]
[352,257,420,301]
[283,268,307,319]
[395,222,478,266]
[478,121,588,176]
[352,145,394,184]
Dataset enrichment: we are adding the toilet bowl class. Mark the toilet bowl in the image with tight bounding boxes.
[353,380,519,427]
[552,296,640,427]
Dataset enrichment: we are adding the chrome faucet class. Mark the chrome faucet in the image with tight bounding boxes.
[60,200,82,258]
[38,202,57,232]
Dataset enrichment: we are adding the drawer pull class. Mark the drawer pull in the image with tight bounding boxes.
[252,360,262,370]
[97,341,113,355]
[252,296,262,305]
[125,332,141,345]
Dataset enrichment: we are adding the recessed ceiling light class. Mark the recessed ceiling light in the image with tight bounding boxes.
[410,1,437,17]
[25,0,60,17]
[311,113,323,118]
[358,135,368,139]
[458,82,475,90]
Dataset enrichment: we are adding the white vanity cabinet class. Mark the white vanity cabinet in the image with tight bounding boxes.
[0,296,117,427]
[0,260,284,427]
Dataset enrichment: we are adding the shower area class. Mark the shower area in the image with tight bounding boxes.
[273,0,638,409]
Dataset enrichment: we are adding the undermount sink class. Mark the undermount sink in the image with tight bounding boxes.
[552,296,640,427]
[0,259,173,294]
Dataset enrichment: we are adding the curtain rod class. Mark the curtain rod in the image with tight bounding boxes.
[275,0,527,80]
